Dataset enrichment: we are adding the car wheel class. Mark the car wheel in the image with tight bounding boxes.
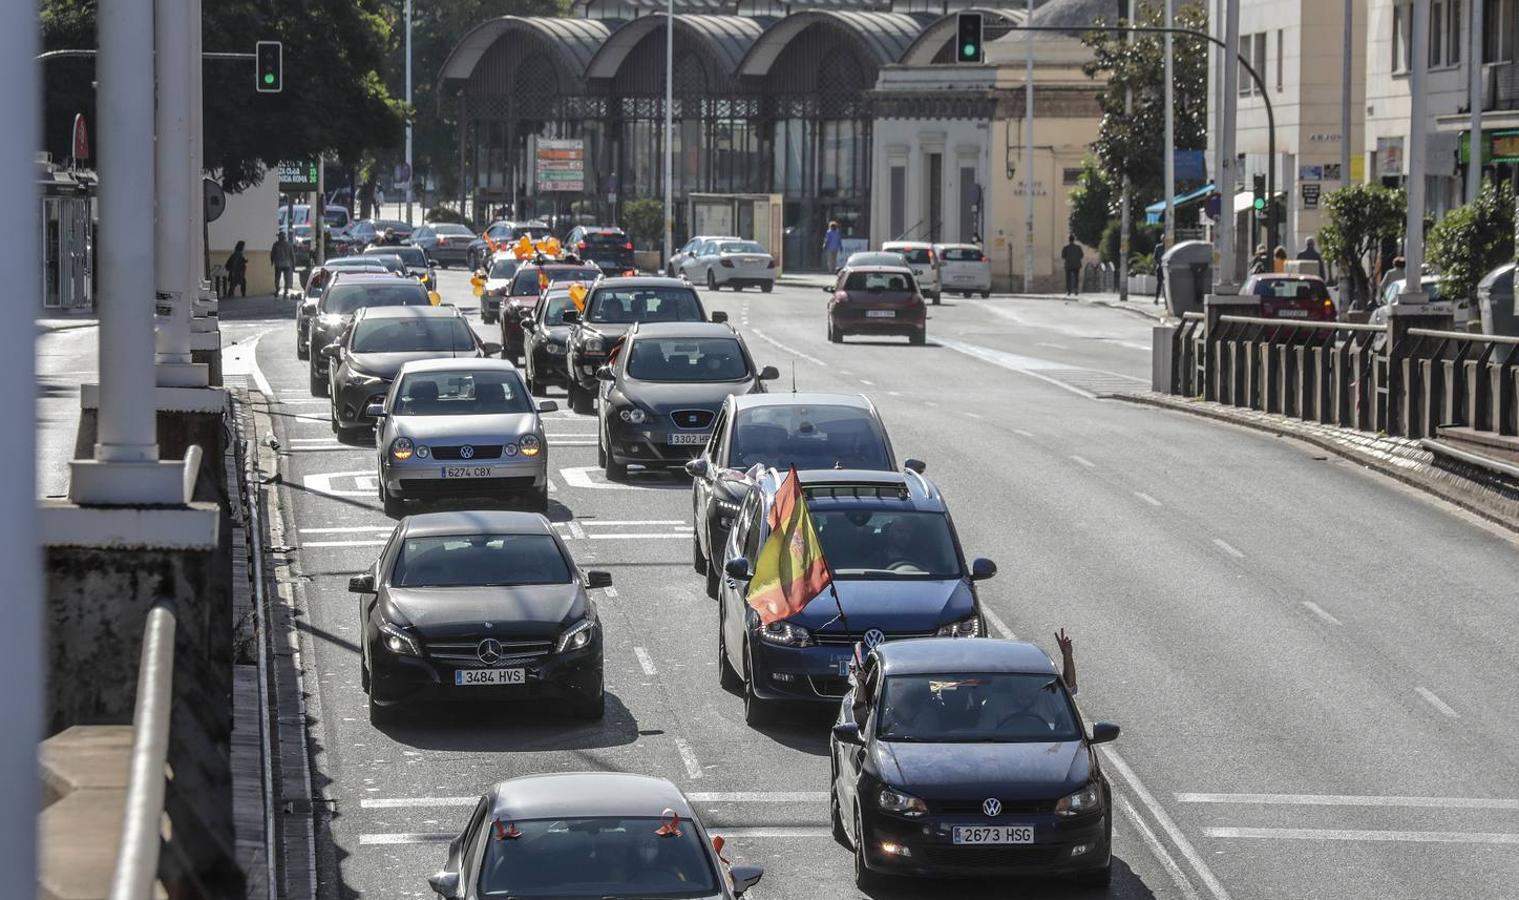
[360,659,370,693]
[760,282,773,294]
[962,291,971,298]
[529,376,546,397]
[853,809,880,889]
[910,329,926,346]
[692,532,707,574]
[981,290,991,298]
[568,384,594,415]
[705,556,720,600]
[718,602,742,691]
[830,766,849,847]
[742,642,770,726]
[707,270,719,291]
[571,690,606,720]
[367,691,397,727]
[597,422,608,467]
[828,320,843,344]
[309,363,328,397]
[296,338,309,361]
[482,311,496,325]
[525,482,549,514]
[931,291,941,305]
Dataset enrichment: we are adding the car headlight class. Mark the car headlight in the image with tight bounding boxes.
[618,407,647,424]
[1055,783,1102,818]
[556,612,597,653]
[585,336,605,353]
[390,437,414,461]
[378,622,422,657]
[415,444,431,459]
[756,620,812,647]
[318,314,343,326]
[877,787,928,818]
[519,434,541,457]
[935,615,982,638]
[347,370,383,386]
[546,342,566,355]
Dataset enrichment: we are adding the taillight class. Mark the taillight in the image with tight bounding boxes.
[624,242,634,251]
[577,241,588,250]
[767,259,777,269]
[437,237,448,246]
[979,255,988,263]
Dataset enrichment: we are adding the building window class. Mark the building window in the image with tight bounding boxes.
[1451,0,1462,64]
[1276,30,1283,91]
[1063,167,1083,185]
[1239,32,1267,95]
[1484,0,1514,63]
[1432,0,1445,67]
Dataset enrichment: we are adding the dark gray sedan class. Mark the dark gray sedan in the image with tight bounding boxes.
[410,222,476,267]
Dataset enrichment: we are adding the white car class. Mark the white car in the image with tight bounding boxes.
[679,239,777,292]
[934,243,992,298]
[1371,275,1475,330]
[881,241,941,302]
[668,234,739,277]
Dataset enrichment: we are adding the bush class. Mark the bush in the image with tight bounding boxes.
[621,198,665,250]
[1427,179,1514,304]
[1100,221,1163,265]
[425,205,467,225]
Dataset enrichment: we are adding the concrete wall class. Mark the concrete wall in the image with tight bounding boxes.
[208,175,278,294]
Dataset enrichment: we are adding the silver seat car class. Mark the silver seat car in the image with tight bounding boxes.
[371,358,557,517]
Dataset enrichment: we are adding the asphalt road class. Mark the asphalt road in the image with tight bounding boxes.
[221,266,1519,900]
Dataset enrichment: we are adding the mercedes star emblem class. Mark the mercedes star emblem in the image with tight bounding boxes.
[477,638,503,666]
[862,628,886,649]
[459,444,476,460]
[983,797,1002,818]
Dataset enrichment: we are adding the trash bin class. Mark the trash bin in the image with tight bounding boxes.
[1476,262,1518,336]
[1162,240,1213,317]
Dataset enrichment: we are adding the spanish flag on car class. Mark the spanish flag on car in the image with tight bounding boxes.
[746,467,832,625]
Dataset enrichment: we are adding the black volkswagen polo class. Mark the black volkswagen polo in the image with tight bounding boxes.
[830,639,1119,889]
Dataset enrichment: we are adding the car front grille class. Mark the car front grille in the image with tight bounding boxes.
[930,798,1054,816]
[432,444,504,460]
[425,637,554,666]
[809,676,850,698]
[812,629,937,647]
[670,409,715,430]
[398,476,536,499]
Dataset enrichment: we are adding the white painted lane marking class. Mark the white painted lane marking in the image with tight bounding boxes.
[1416,686,1460,718]
[362,797,476,809]
[301,470,378,498]
[1070,454,1096,469]
[1036,342,1069,350]
[302,540,387,548]
[360,791,831,809]
[982,607,1016,641]
[1176,793,1519,811]
[602,586,619,599]
[675,738,704,780]
[1101,748,1233,900]
[300,526,393,533]
[934,336,1096,399]
[588,532,691,540]
[858,378,874,386]
[1203,827,1519,846]
[1212,538,1245,559]
[1014,429,1036,438]
[964,411,983,419]
[633,646,658,675]
[747,327,827,367]
[1119,797,1202,900]
[359,833,452,845]
[1134,491,1163,507]
[1301,601,1343,626]
[567,520,587,540]
[558,466,677,491]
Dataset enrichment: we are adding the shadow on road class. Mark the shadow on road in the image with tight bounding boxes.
[858,854,1157,899]
[374,691,641,752]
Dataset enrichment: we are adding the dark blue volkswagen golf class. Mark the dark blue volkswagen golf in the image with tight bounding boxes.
[828,639,1119,889]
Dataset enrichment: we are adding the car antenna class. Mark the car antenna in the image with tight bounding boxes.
[790,360,797,394]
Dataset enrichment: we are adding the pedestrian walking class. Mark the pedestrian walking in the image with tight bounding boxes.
[1297,237,1325,280]
[1250,243,1270,274]
[271,231,295,296]
[1379,256,1406,294]
[1272,246,1288,274]
[1154,256,1165,306]
[1061,234,1084,296]
[823,220,844,272]
[225,240,248,298]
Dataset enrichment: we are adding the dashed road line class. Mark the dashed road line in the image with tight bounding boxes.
[566,519,587,540]
[747,327,827,367]
[982,607,1016,641]
[964,411,983,419]
[1014,429,1036,438]
[858,378,874,386]
[1415,686,1460,718]
[1119,797,1202,900]
[1301,601,1343,626]
[1070,454,1096,469]
[675,737,704,779]
[1176,793,1519,810]
[1102,749,1232,900]
[1212,538,1245,559]
[1202,827,1519,846]
[1134,491,1163,507]
[633,646,658,675]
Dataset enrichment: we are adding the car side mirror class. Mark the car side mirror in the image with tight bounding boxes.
[321,343,343,359]
[711,310,728,324]
[562,309,581,324]
[1089,722,1120,744]
[347,573,375,594]
[584,570,613,589]
[724,558,752,580]
[364,403,386,419]
[729,864,765,895]
[535,399,559,413]
[595,365,616,381]
[684,458,709,478]
[481,341,503,356]
[904,458,926,474]
[821,285,835,294]
[426,870,461,898]
[970,558,997,581]
[758,365,780,381]
[831,722,862,745]
[521,319,536,331]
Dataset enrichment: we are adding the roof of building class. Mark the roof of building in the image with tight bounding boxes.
[896,6,1025,66]
[439,16,616,82]
[736,10,928,76]
[586,14,768,78]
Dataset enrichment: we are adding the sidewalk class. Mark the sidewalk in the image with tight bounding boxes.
[1005,291,1173,324]
[38,315,99,334]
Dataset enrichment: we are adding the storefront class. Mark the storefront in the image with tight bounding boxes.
[39,163,96,313]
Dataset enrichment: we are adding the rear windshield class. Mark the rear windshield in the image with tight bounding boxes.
[375,220,412,233]
[478,816,720,897]
[627,337,749,382]
[844,271,915,293]
[940,248,984,262]
[846,253,907,268]
[732,405,891,471]
[896,248,933,264]
[489,258,521,279]
[321,282,429,315]
[582,231,629,246]
[350,317,474,354]
[719,241,767,254]
[392,534,570,587]
[1252,279,1330,301]
[435,224,475,236]
[510,267,600,296]
[393,371,531,416]
[511,225,553,240]
[367,246,427,267]
[588,287,704,324]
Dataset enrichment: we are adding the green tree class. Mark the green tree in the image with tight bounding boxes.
[1067,158,1114,248]
[621,198,664,250]
[1080,2,1210,219]
[1317,183,1406,307]
[1427,179,1514,303]
[40,0,405,192]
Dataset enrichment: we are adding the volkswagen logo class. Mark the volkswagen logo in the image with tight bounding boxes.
[862,628,886,650]
[459,444,476,460]
[982,798,1002,818]
[477,638,503,666]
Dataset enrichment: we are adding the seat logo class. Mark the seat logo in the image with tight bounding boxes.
[460,444,476,459]
[862,628,886,649]
[983,798,1002,817]
[477,638,503,665]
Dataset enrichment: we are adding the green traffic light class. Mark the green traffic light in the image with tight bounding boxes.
[263,73,275,84]
[1252,198,1266,210]
[962,43,977,58]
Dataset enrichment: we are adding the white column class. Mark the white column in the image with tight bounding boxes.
[1217,0,1240,290]
[1164,0,1176,251]
[1022,0,1034,292]
[0,0,42,885]
[1118,0,1134,300]
[663,7,674,267]
[1402,0,1429,302]
[1468,0,1485,203]
[189,0,206,291]
[1342,0,1353,188]
[154,0,202,384]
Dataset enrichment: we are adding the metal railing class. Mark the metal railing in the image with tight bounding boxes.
[1165,311,1519,442]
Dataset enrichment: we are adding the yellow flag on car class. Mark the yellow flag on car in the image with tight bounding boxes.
[513,235,533,260]
[569,281,588,312]
[746,467,832,625]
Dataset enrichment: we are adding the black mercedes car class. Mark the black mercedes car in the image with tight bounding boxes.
[307,274,432,395]
[685,393,897,598]
[352,511,610,726]
[363,244,437,292]
[295,260,390,359]
[566,225,638,276]
[323,305,498,440]
[831,639,1118,889]
[522,286,577,396]
[595,321,777,479]
[564,276,723,414]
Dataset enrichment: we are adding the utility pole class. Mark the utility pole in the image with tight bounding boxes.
[1401,0,1429,303]
[663,5,674,273]
[1163,0,1176,253]
[154,0,203,387]
[404,0,413,224]
[1022,0,1034,293]
[1340,0,1353,308]
[316,156,327,266]
[1216,0,1240,291]
[1468,0,1485,203]
[0,0,42,883]
[1118,0,1134,301]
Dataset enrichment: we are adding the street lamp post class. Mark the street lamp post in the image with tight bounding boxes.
[1401,0,1429,303]
[663,4,674,271]
[1022,0,1033,293]
[1216,0,1240,292]
[1163,0,1175,254]
[405,0,414,224]
[1118,0,1134,301]
[1468,0,1484,204]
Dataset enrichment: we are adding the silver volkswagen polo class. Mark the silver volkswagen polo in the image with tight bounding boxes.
[371,358,557,517]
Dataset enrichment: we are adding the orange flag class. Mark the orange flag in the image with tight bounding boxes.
[745,467,832,625]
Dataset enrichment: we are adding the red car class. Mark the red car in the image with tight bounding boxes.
[498,262,601,362]
[825,266,927,345]
[1242,274,1337,321]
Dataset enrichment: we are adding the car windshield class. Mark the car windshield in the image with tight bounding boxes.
[541,294,572,325]
[477,816,720,898]
[719,241,766,254]
[511,268,599,296]
[810,509,959,579]
[876,673,1083,743]
[392,534,570,587]
[588,288,703,324]
[361,255,406,273]
[368,246,426,267]
[731,405,891,470]
[846,253,907,268]
[350,317,474,354]
[489,258,521,278]
[844,271,914,293]
[393,371,532,416]
[321,283,430,315]
[1252,279,1330,300]
[940,247,983,262]
[893,248,932,264]
[627,338,749,382]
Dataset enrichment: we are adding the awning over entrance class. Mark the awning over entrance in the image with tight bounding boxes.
[1144,183,1213,224]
